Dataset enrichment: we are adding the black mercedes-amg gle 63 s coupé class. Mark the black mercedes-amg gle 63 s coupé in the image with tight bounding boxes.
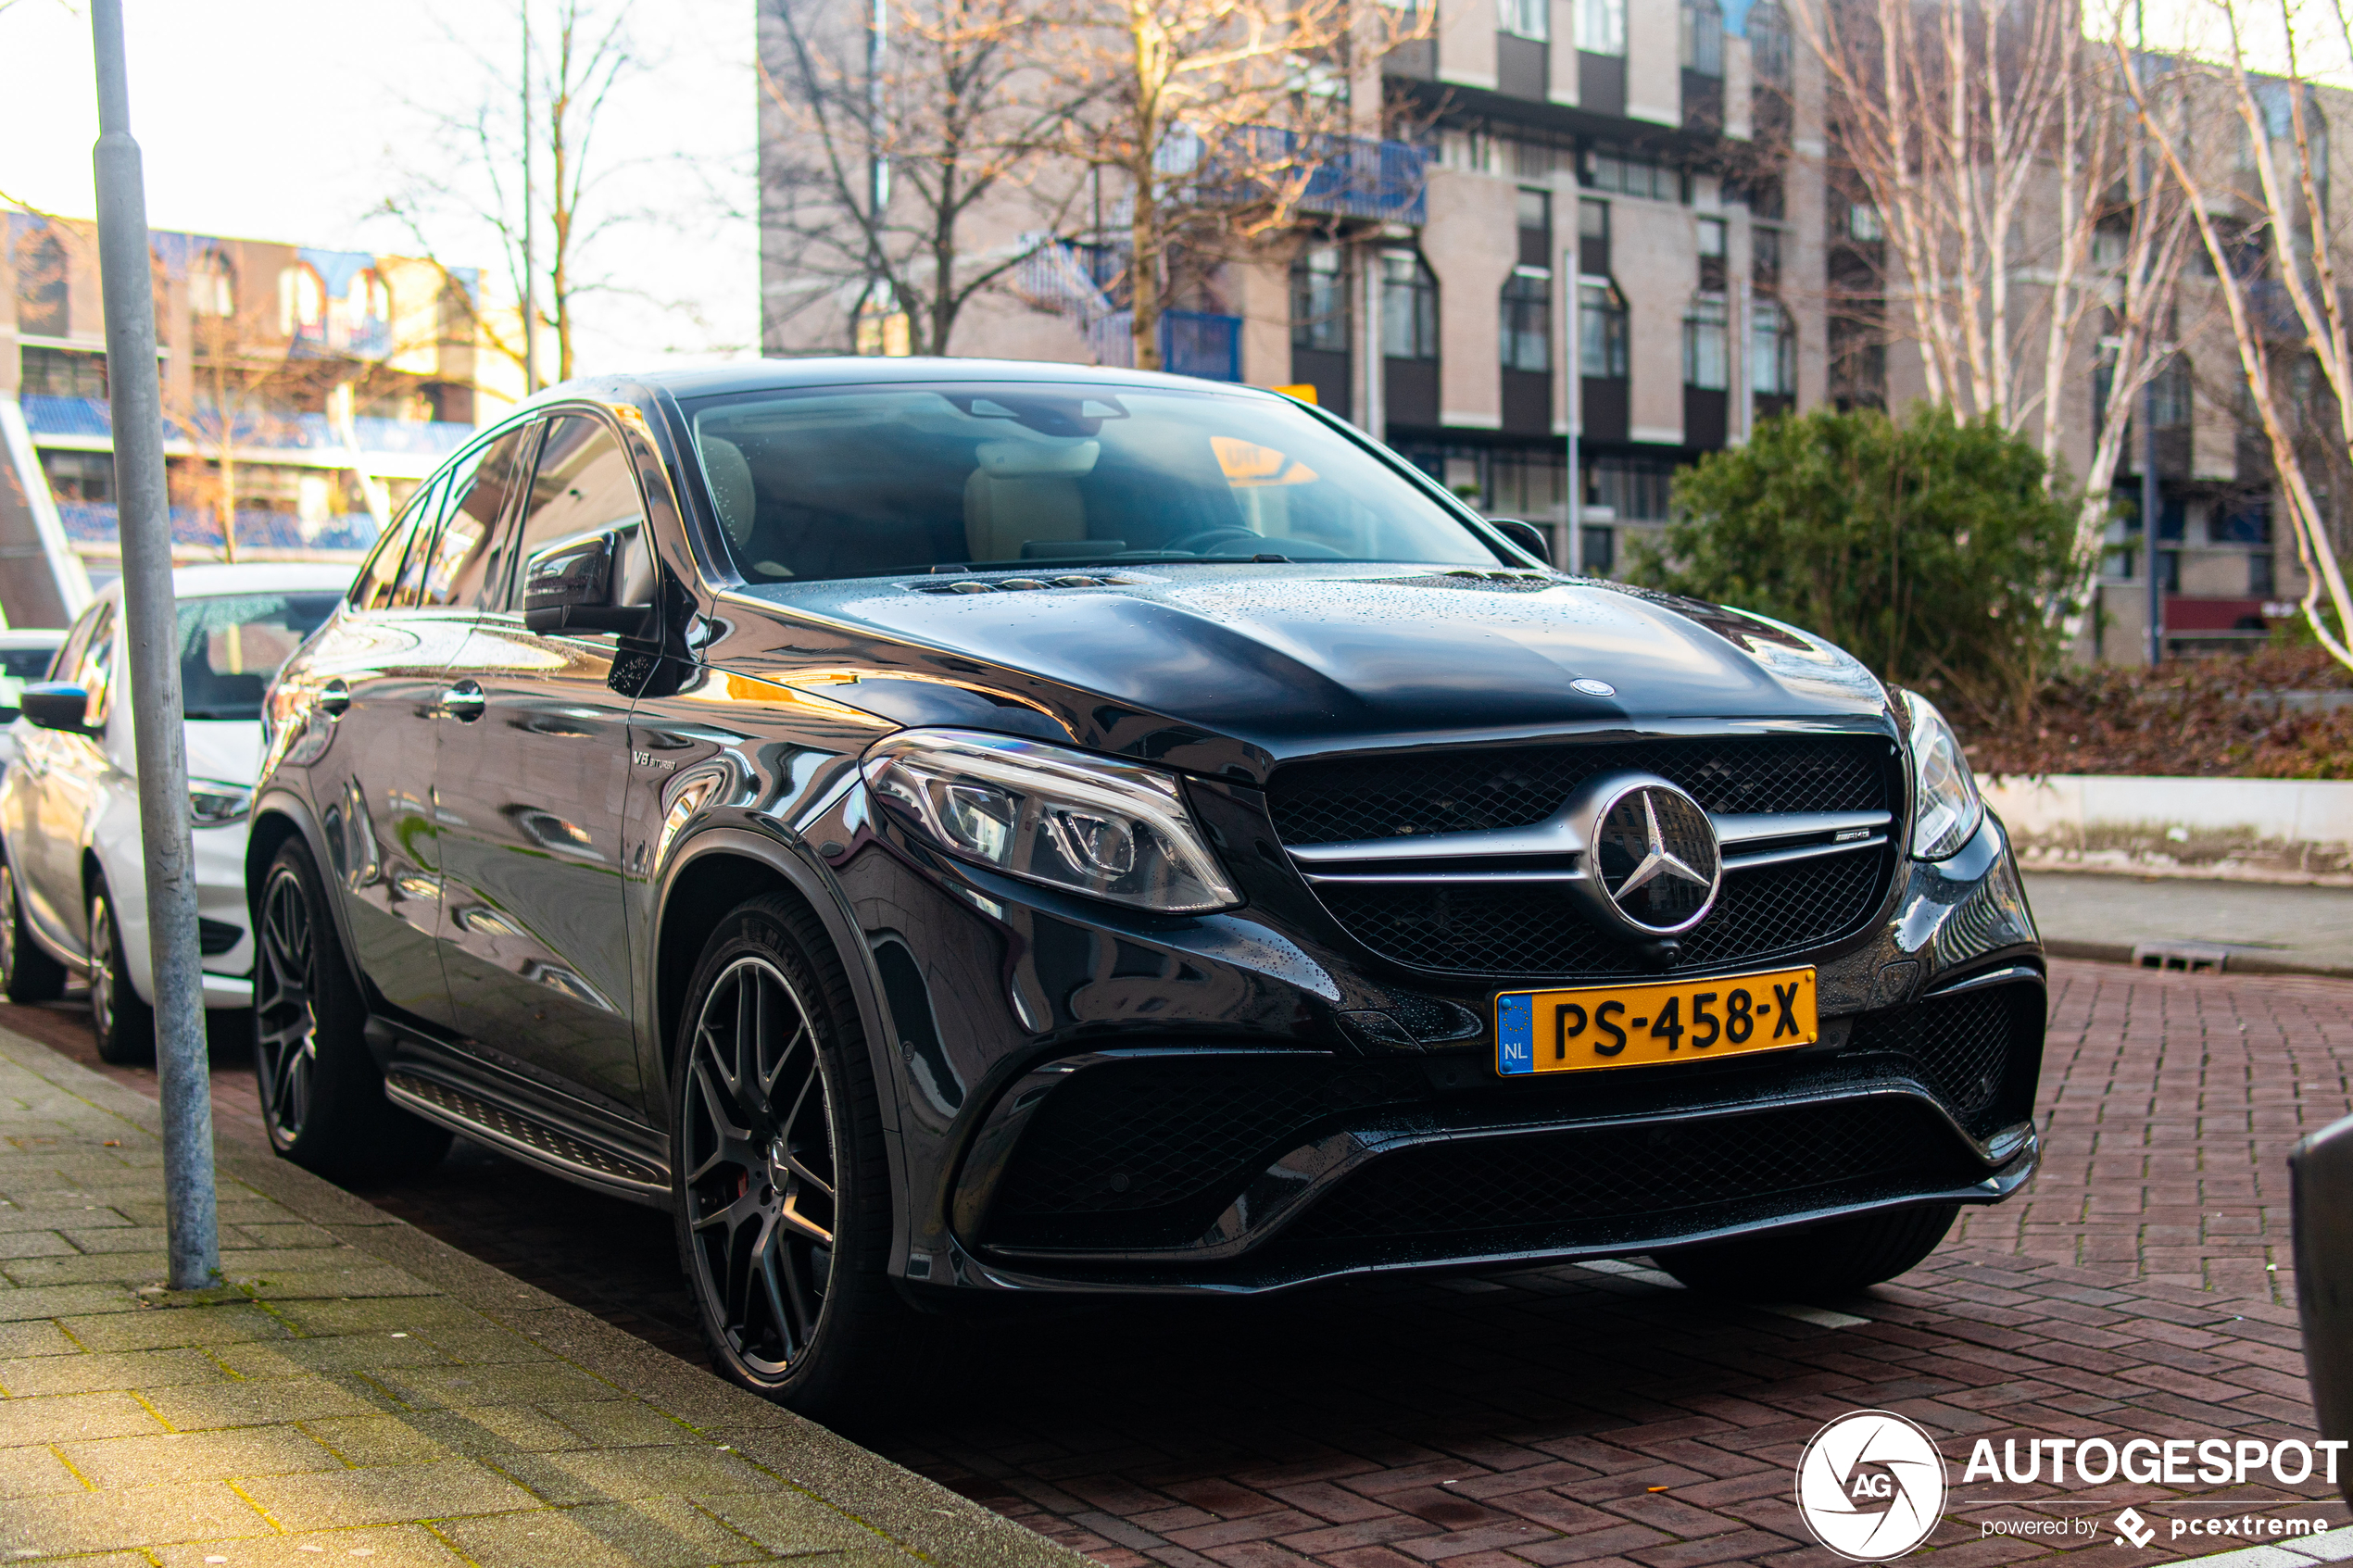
[247,359,2043,1413]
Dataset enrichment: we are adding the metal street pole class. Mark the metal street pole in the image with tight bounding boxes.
[521,1,537,395]
[89,0,218,1291]
[1564,250,1581,574]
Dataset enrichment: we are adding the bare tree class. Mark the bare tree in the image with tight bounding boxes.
[2120,2,2353,671]
[381,0,635,385]
[1035,0,1431,370]
[759,0,1085,357]
[1796,0,2197,590]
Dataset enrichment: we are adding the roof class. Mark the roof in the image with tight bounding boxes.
[559,357,1292,406]
[88,562,359,601]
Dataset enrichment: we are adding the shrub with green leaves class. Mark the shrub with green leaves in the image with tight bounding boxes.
[1628,404,2082,727]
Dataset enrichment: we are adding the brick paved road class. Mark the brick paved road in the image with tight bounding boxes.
[17,959,2350,1568]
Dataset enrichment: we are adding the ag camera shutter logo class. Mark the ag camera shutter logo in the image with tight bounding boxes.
[1795,1411,1949,1561]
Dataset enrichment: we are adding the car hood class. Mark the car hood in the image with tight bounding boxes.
[730,566,1896,781]
[182,720,263,788]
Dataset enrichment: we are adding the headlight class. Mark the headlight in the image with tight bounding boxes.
[1900,691,1982,860]
[862,730,1240,913]
[189,780,252,827]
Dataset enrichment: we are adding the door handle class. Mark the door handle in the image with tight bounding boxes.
[442,681,486,721]
[317,680,350,718]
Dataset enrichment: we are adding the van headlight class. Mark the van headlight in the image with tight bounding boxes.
[1900,691,1983,860]
[862,730,1241,913]
[189,780,253,827]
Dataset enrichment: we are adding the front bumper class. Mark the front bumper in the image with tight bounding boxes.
[799,781,2044,1298]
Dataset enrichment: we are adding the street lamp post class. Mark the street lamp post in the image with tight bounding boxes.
[89,0,220,1292]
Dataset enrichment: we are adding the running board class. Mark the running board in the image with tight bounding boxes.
[384,1070,670,1202]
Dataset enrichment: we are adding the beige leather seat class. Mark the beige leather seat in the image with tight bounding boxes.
[963,439,1098,562]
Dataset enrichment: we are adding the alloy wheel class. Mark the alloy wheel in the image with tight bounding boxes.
[254,866,320,1146]
[88,896,117,1040]
[681,954,837,1377]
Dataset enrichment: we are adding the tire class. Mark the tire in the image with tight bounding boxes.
[1655,1204,1959,1298]
[0,857,64,1004]
[87,880,155,1066]
[672,894,909,1422]
[253,839,450,1181]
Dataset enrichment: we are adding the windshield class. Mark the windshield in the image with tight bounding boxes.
[178,592,342,721]
[683,382,1502,582]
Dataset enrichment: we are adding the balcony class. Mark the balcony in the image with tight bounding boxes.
[19,395,475,460]
[55,501,384,555]
[1217,127,1430,226]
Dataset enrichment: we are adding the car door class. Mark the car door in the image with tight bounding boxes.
[304,427,532,1033]
[12,601,107,949]
[434,410,648,1109]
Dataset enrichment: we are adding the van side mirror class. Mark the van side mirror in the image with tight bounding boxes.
[19,683,97,735]
[1489,518,1553,563]
[523,529,654,637]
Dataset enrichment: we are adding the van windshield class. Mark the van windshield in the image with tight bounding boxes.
[179,592,342,721]
[681,382,1502,583]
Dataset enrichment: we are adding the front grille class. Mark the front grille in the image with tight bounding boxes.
[1848,985,2032,1135]
[197,918,243,956]
[1316,847,1887,977]
[1284,1098,1969,1245]
[987,1056,1422,1248]
[1268,734,1893,847]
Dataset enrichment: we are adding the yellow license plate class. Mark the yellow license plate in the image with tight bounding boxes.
[1495,967,1818,1076]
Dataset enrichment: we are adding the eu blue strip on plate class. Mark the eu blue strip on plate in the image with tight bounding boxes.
[1496,992,1533,1075]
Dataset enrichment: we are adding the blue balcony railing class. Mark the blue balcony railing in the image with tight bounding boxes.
[20,395,474,459]
[1220,127,1429,226]
[56,501,382,554]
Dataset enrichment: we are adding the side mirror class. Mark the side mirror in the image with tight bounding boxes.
[522,530,653,637]
[19,683,95,735]
[2293,1112,2353,1505]
[1489,518,1553,564]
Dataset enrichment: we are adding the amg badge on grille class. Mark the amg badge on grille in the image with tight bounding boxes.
[1573,775,1722,939]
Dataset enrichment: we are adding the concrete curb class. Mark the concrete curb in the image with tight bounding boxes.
[0,1023,1086,1568]
[2043,938,2353,982]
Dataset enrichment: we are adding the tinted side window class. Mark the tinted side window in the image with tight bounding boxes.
[353,478,439,612]
[506,416,647,611]
[75,603,116,727]
[434,427,533,608]
[48,604,102,684]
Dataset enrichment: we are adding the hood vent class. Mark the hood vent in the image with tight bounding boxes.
[1388,571,1555,591]
[911,574,1141,596]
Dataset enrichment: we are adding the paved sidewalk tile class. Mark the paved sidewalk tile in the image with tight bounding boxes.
[0,1026,1081,1568]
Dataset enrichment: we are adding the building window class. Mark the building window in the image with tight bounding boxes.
[1845,201,1884,243]
[278,264,326,338]
[1381,252,1439,360]
[1752,298,1796,395]
[40,449,113,504]
[1577,0,1625,55]
[1753,225,1782,284]
[356,269,392,327]
[1497,0,1546,41]
[1291,245,1349,352]
[1683,295,1730,389]
[1681,0,1723,75]
[19,346,107,400]
[13,229,69,338]
[1697,218,1727,261]
[1587,147,1682,203]
[1589,456,1673,519]
[1748,1,1792,84]
[2149,354,2193,427]
[1500,269,1552,372]
[1490,452,1567,519]
[1579,524,1617,575]
[190,251,235,320]
[1579,280,1629,378]
[2250,552,2276,596]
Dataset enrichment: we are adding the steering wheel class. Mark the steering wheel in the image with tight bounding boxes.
[1166,528,1273,556]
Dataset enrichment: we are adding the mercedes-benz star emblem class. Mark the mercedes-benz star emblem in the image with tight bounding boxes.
[1567,774,1723,939]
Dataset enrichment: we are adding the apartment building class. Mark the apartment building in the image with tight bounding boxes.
[2,214,518,607]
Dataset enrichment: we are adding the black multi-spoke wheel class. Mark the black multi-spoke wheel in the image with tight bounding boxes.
[673,894,906,1417]
[251,840,449,1179]
[87,880,154,1065]
[0,858,64,1004]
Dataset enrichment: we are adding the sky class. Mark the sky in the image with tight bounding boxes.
[0,0,760,378]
